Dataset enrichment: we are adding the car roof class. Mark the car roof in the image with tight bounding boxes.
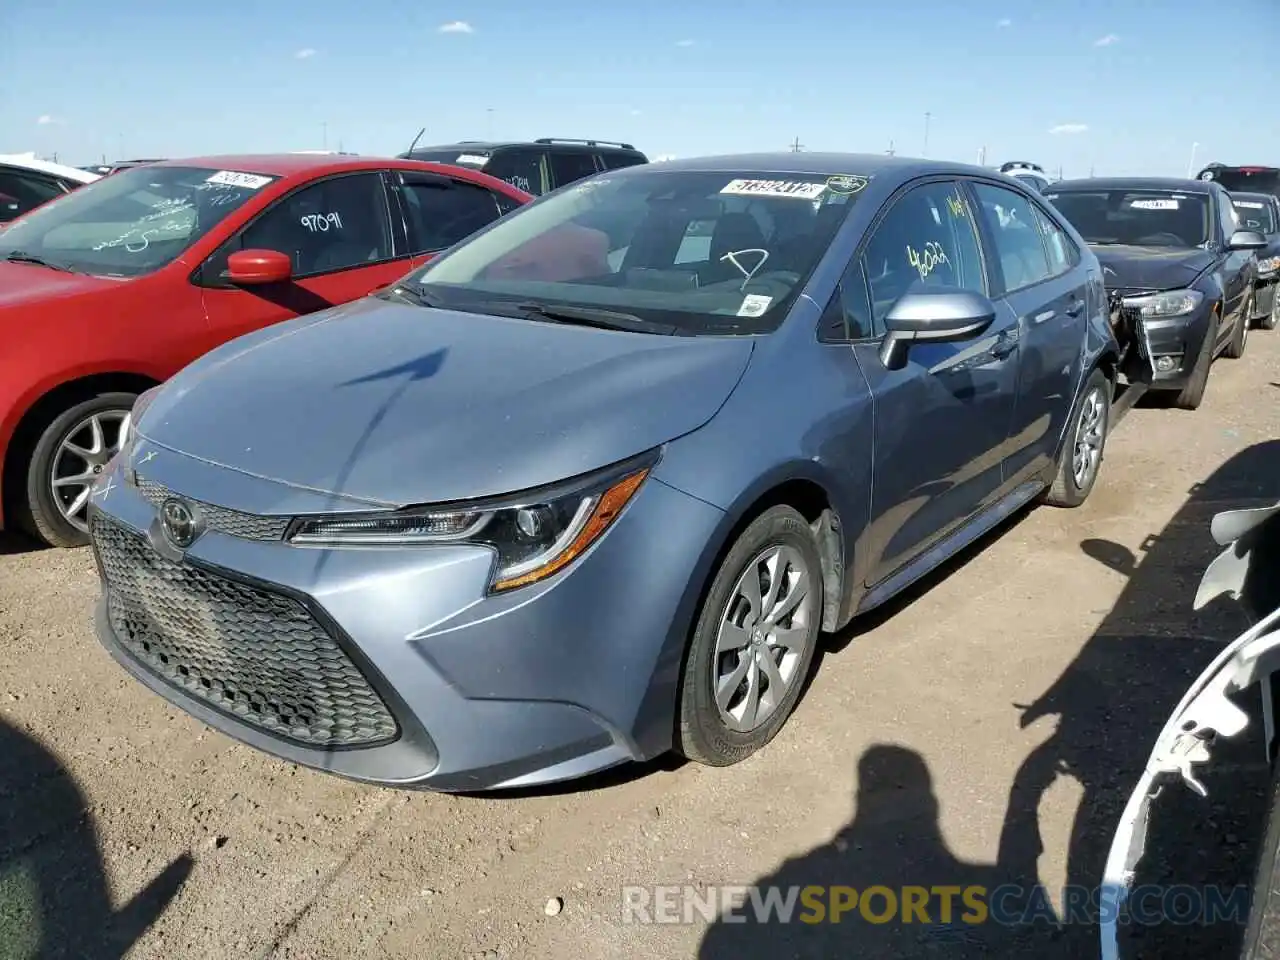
[147,153,414,177]
[1048,176,1215,194]
[411,139,642,153]
[619,152,998,180]
[0,152,100,184]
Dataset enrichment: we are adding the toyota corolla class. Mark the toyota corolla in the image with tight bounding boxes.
[88,154,1119,791]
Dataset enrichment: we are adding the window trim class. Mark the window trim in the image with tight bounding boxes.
[1027,197,1080,281]
[821,176,992,343]
[482,148,549,195]
[190,169,401,289]
[390,171,506,256]
[962,177,1063,297]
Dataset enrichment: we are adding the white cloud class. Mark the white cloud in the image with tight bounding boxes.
[36,114,58,125]
[675,39,695,47]
[629,109,642,117]
[1049,123,1089,135]
[1093,33,1119,46]
[997,18,1012,27]
[294,48,317,59]
[438,20,474,33]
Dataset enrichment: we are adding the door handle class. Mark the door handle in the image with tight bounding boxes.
[1065,298,1084,318]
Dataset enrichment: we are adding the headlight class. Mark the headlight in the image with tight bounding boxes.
[288,455,655,592]
[1120,289,1203,319]
[1258,256,1280,275]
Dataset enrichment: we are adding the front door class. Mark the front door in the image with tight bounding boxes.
[195,171,410,351]
[851,179,1019,585]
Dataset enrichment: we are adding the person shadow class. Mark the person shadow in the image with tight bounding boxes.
[0,714,193,959]
[701,439,1280,960]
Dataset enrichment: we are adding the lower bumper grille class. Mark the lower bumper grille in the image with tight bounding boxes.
[92,514,398,748]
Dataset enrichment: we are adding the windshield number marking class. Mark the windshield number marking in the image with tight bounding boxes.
[205,171,273,190]
[1129,199,1179,210]
[720,179,826,200]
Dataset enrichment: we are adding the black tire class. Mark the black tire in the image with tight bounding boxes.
[675,505,824,767]
[18,391,137,548]
[1224,295,1251,359]
[1262,291,1279,331]
[1169,310,1218,411]
[1042,368,1112,508]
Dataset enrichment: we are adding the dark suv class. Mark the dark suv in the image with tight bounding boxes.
[1197,164,1280,198]
[397,138,647,195]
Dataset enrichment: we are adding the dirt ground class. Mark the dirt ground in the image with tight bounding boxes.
[3,332,1280,960]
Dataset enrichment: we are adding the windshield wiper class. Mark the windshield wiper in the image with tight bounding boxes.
[5,250,72,272]
[377,282,441,308]
[506,301,677,335]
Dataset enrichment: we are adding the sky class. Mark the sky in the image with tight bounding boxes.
[5,0,1278,177]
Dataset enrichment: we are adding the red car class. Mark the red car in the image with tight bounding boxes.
[0,153,532,547]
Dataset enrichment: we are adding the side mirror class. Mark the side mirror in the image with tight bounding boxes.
[1228,230,1268,252]
[225,249,292,285]
[878,288,997,371]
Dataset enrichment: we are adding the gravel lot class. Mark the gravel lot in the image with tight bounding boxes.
[3,334,1279,960]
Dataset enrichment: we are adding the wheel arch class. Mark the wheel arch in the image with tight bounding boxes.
[1,371,160,529]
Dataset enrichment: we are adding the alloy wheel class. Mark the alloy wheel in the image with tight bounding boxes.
[49,409,129,533]
[712,545,815,733]
[1071,387,1107,489]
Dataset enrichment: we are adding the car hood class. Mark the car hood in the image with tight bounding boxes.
[0,260,121,311]
[138,297,754,506]
[1091,245,1214,292]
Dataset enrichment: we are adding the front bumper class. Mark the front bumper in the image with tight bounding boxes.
[1101,500,1280,960]
[87,448,725,791]
[1139,307,1216,389]
[1254,278,1277,320]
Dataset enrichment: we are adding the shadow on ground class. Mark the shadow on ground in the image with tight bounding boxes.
[0,715,193,959]
[0,531,44,557]
[700,440,1280,959]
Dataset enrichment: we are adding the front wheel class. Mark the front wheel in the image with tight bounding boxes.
[1170,310,1219,411]
[1224,295,1251,359]
[675,506,824,767]
[19,392,136,548]
[1263,290,1279,331]
[1042,368,1111,508]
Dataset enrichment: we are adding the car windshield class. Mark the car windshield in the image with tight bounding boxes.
[1044,189,1211,248]
[0,165,275,277]
[403,169,863,334]
[1231,197,1277,234]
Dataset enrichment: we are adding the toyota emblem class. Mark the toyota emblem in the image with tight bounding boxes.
[160,498,200,549]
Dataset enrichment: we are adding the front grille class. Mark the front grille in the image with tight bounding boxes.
[135,477,291,542]
[93,513,398,748]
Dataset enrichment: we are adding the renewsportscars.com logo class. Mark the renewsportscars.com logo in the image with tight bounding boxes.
[621,884,1251,927]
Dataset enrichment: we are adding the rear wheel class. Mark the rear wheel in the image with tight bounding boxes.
[1042,368,1111,508]
[1224,295,1251,359]
[18,392,135,548]
[675,506,824,767]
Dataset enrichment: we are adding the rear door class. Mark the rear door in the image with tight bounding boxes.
[390,170,516,267]
[195,171,409,350]
[968,179,1086,485]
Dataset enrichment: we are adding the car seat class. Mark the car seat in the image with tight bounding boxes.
[703,212,769,285]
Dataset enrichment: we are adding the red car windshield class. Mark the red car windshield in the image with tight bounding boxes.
[0,165,276,277]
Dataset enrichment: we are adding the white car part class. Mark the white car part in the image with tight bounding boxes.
[1100,501,1280,960]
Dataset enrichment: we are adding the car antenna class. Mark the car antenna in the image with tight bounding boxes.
[406,127,426,155]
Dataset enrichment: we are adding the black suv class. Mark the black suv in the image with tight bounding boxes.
[1197,163,1280,198]
[397,138,647,195]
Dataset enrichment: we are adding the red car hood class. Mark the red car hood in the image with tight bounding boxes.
[0,260,124,311]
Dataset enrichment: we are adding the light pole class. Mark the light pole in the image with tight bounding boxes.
[923,111,931,157]
[1186,142,1200,178]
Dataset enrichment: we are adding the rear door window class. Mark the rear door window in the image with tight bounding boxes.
[482,150,545,195]
[599,153,647,171]
[972,182,1053,292]
[547,152,602,190]
[400,178,505,253]
[0,170,65,222]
